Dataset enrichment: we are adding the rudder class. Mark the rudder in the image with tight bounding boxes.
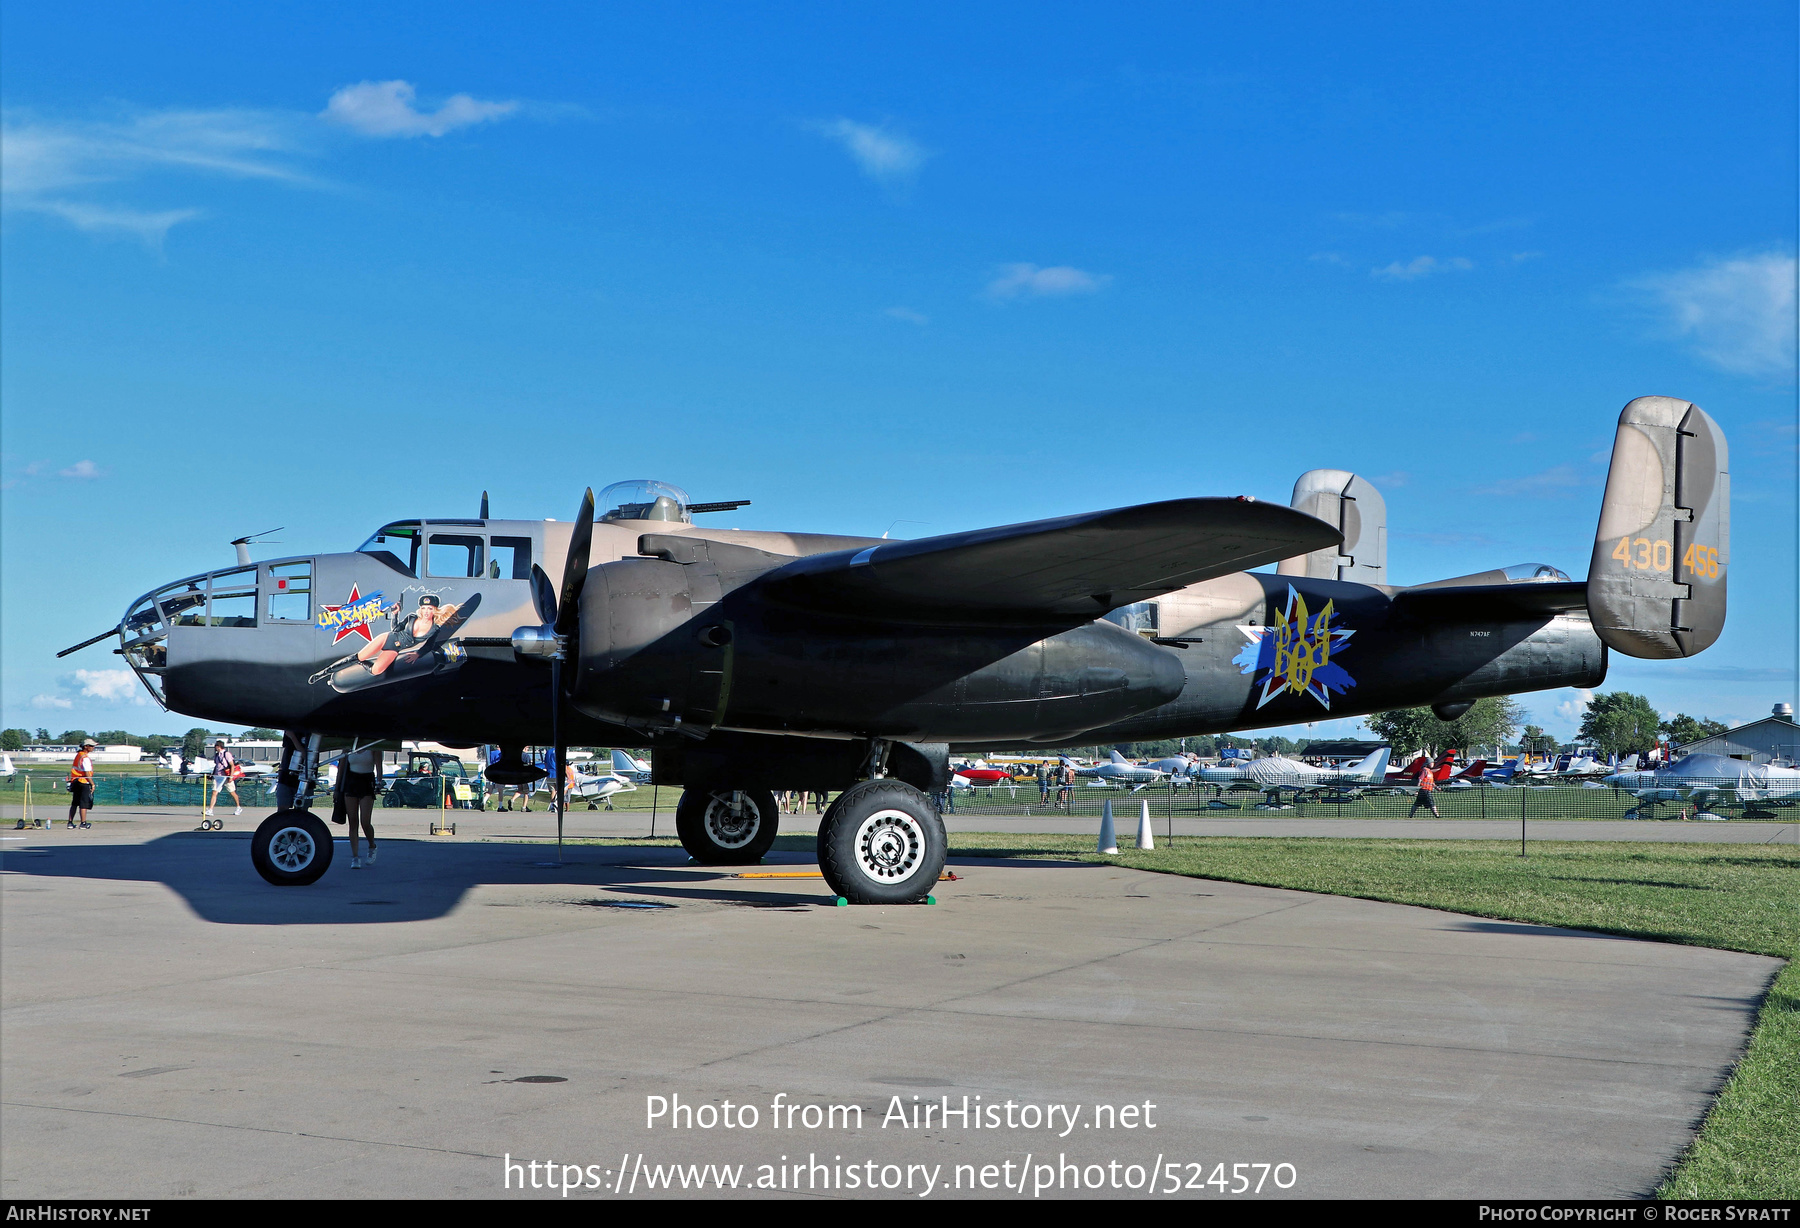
[1587,397,1728,659]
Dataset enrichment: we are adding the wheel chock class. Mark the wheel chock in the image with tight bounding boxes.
[835,896,849,907]
[924,896,937,905]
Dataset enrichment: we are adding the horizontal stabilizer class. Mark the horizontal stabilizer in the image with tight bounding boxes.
[763,498,1341,622]
[1588,397,1729,658]
[1393,580,1589,619]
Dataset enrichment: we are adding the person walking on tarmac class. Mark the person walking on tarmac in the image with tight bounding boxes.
[342,745,379,868]
[1408,761,1443,818]
[205,739,243,817]
[66,738,96,829]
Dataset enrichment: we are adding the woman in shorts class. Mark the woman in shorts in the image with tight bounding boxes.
[342,746,380,869]
[207,739,242,817]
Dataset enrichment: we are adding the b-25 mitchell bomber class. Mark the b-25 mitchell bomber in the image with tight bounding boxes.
[62,398,1729,906]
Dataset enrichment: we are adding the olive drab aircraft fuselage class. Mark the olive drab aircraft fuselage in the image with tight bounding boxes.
[73,399,1730,903]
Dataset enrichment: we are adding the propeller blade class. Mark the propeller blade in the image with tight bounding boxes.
[529,564,558,626]
[554,488,595,639]
[480,490,490,519]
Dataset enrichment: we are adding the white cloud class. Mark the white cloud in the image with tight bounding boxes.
[73,669,145,703]
[2,106,306,247]
[1372,255,1474,282]
[884,306,929,325]
[986,263,1111,301]
[1471,463,1595,497]
[814,119,927,184]
[30,669,149,710]
[1555,688,1595,725]
[321,80,518,139]
[1631,250,1797,380]
[57,459,101,479]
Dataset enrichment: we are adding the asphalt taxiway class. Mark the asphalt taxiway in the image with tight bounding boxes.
[0,818,1779,1199]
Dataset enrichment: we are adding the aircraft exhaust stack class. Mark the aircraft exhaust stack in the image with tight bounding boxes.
[1587,397,1728,659]
[1277,470,1386,585]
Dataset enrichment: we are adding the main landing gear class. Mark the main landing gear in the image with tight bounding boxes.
[676,787,781,865]
[251,809,334,885]
[818,779,946,906]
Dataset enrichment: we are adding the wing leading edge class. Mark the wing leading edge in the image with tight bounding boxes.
[761,497,1341,622]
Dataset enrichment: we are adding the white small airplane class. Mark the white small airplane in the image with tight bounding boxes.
[157,750,273,777]
[533,763,638,810]
[608,749,653,782]
[1602,753,1800,818]
[1066,750,1170,789]
[0,754,14,778]
[1194,747,1392,793]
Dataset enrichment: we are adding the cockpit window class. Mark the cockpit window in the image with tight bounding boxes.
[1501,564,1571,583]
[359,522,421,576]
[427,533,484,578]
[598,479,691,524]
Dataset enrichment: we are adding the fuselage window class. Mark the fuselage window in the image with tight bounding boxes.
[489,536,533,580]
[358,523,421,576]
[208,567,258,628]
[267,562,312,621]
[1104,602,1160,638]
[427,534,484,578]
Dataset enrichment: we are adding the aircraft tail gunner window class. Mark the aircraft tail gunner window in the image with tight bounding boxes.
[208,567,258,627]
[358,522,421,576]
[598,479,692,524]
[1103,602,1160,638]
[489,536,533,580]
[267,562,312,621]
[427,534,484,578]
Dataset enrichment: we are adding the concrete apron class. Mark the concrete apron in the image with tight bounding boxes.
[0,821,1778,1199]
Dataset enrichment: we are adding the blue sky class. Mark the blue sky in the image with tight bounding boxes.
[3,2,1795,743]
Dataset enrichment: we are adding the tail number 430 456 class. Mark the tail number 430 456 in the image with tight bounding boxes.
[1611,536,1719,578]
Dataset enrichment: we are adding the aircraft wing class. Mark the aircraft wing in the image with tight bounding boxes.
[762,498,1339,622]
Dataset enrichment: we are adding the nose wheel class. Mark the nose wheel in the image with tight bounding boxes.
[818,780,946,905]
[676,787,780,864]
[250,810,334,885]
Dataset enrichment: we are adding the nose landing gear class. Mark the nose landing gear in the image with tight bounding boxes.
[251,809,335,885]
[676,787,781,864]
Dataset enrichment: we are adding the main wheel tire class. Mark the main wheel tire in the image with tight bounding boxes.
[251,810,334,886]
[818,779,947,905]
[676,787,780,865]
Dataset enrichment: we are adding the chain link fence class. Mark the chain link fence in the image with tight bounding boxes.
[4,771,1792,822]
[936,780,1798,822]
[0,771,278,807]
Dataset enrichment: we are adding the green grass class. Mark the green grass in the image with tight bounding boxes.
[531,830,1797,1197]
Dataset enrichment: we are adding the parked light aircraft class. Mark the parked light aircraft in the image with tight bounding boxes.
[532,762,638,810]
[1066,749,1172,787]
[1603,753,1800,817]
[61,399,1730,905]
[608,749,653,782]
[1194,746,1392,794]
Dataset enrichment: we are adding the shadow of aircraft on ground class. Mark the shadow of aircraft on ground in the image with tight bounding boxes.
[1,832,836,925]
